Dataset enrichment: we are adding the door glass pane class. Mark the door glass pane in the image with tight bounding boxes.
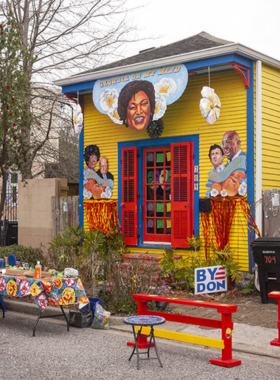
[156,219,164,234]
[147,152,154,167]
[146,219,154,234]
[166,219,171,235]
[156,182,164,200]
[166,202,171,217]
[156,152,164,167]
[146,202,154,217]
[147,170,154,185]
[146,185,154,200]
[146,169,155,200]
[156,202,164,217]
[159,168,166,186]
[165,151,171,165]
[166,169,171,184]
[165,185,171,201]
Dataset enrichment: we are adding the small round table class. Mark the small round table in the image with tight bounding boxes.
[124,315,166,370]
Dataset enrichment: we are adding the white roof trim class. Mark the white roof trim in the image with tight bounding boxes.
[54,43,280,87]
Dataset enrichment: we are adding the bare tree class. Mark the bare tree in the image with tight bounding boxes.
[0,0,137,179]
[1,0,136,81]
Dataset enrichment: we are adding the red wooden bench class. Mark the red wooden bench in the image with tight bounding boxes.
[129,293,241,367]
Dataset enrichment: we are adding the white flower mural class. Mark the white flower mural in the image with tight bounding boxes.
[210,188,219,197]
[199,86,221,125]
[153,93,167,120]
[108,109,123,125]
[220,189,228,197]
[73,104,83,136]
[238,181,247,196]
[101,186,113,199]
[100,88,119,113]
[83,187,92,199]
[155,78,177,96]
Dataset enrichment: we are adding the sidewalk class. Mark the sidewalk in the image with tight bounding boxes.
[3,298,280,359]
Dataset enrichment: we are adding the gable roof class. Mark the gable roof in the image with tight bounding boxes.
[54,32,280,87]
[82,32,233,74]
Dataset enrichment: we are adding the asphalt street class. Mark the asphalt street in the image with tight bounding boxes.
[1,311,280,380]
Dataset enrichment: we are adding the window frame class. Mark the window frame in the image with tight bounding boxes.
[143,146,172,243]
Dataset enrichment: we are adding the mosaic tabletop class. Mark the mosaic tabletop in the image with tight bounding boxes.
[123,315,166,326]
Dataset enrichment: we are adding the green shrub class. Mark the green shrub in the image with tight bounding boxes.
[0,245,45,268]
[47,224,162,314]
[240,281,255,295]
[98,259,161,315]
[159,236,242,292]
[47,224,128,289]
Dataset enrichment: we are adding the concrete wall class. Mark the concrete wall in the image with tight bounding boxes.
[18,178,68,254]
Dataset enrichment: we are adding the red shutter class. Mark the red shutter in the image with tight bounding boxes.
[171,142,194,248]
[121,147,138,245]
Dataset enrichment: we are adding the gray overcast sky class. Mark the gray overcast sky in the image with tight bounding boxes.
[125,0,279,60]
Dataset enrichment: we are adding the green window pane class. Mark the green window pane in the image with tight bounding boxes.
[156,219,164,229]
[156,203,164,212]
[156,153,164,163]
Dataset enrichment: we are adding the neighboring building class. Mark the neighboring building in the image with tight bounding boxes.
[0,87,63,246]
[54,32,280,273]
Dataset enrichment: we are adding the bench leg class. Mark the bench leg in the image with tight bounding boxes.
[210,313,241,367]
[270,299,280,346]
[136,300,149,347]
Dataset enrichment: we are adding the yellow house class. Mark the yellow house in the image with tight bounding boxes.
[55,32,280,273]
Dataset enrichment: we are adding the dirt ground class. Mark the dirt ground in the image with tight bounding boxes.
[3,289,279,329]
[162,290,279,329]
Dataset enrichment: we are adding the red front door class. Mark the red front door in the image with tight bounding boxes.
[143,147,171,243]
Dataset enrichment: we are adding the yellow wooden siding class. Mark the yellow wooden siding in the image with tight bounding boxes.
[260,64,280,190]
[83,70,249,270]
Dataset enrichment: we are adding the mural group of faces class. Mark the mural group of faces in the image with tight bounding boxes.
[83,145,114,200]
[207,130,247,197]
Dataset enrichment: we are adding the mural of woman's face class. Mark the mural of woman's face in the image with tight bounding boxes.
[88,154,98,170]
[127,91,151,131]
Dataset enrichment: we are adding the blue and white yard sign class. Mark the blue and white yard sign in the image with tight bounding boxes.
[195,266,227,295]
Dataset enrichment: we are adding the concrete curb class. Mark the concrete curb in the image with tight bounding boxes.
[3,299,280,359]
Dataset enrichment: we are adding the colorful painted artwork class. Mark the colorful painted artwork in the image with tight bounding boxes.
[206,130,247,197]
[83,144,114,200]
[92,65,188,131]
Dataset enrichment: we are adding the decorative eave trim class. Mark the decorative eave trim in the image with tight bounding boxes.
[54,43,280,87]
